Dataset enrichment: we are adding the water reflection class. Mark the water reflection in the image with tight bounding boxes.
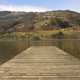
[0,40,28,65]
[0,39,80,65]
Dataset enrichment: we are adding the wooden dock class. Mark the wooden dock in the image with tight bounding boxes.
[0,46,80,80]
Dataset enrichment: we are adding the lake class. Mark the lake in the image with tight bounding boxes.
[0,39,29,64]
[30,39,80,59]
[0,39,80,65]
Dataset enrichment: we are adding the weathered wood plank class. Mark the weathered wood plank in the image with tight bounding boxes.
[0,46,80,80]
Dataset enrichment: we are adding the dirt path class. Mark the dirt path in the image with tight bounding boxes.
[0,46,80,80]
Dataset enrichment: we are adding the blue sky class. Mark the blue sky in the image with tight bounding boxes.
[0,0,80,12]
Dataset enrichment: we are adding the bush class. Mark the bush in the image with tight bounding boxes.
[57,31,64,39]
[31,35,41,41]
[50,31,64,39]
[50,33,58,39]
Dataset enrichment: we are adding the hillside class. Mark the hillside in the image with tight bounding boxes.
[0,10,80,33]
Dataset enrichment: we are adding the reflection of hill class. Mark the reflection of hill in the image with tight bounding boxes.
[0,40,28,65]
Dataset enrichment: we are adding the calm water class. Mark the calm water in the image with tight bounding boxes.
[0,39,80,65]
[0,39,28,64]
[30,39,80,59]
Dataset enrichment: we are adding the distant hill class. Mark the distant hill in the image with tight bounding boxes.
[0,10,80,33]
[0,11,11,17]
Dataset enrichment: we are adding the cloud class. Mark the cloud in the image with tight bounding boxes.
[0,5,50,12]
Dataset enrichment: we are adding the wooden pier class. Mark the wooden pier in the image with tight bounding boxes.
[0,46,80,80]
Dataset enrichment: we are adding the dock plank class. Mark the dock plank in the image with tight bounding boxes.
[0,46,80,80]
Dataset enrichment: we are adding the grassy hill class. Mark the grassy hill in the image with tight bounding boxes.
[0,10,80,34]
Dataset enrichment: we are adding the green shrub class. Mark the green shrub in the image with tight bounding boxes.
[31,35,41,41]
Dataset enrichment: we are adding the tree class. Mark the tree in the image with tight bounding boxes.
[57,21,71,28]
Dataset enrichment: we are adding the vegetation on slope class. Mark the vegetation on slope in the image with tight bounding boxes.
[0,10,80,33]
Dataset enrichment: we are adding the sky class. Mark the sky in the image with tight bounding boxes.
[0,0,80,12]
